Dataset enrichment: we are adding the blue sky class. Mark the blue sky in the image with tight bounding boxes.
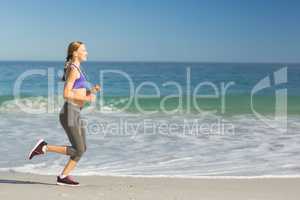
[0,0,299,62]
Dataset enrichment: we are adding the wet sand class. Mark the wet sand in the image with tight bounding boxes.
[0,172,300,200]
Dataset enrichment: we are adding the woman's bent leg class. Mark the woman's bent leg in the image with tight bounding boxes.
[59,102,87,176]
[46,145,67,155]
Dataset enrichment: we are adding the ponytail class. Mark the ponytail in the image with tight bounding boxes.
[62,56,71,81]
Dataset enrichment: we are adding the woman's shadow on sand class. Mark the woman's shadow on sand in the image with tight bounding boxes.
[0,179,56,186]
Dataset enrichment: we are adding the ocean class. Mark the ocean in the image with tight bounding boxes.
[0,61,299,177]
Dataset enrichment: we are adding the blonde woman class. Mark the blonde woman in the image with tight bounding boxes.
[28,41,100,186]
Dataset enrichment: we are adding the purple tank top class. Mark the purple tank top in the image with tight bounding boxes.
[69,64,91,90]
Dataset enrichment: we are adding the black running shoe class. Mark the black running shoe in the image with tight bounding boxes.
[57,175,80,186]
[28,139,47,160]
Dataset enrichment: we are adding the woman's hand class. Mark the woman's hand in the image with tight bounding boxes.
[91,84,101,93]
[86,94,96,102]
[86,84,101,96]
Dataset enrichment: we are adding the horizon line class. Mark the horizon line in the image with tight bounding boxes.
[0,60,299,65]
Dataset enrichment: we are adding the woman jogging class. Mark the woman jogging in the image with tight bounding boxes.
[28,41,100,186]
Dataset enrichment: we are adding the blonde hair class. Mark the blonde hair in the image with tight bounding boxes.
[62,41,84,81]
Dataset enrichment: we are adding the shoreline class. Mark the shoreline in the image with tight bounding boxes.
[3,170,300,179]
[1,172,300,200]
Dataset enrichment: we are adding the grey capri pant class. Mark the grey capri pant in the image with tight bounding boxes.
[59,101,87,162]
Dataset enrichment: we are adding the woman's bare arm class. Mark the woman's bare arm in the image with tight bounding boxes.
[63,67,92,102]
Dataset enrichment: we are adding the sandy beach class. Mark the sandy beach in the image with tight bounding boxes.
[0,172,299,200]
